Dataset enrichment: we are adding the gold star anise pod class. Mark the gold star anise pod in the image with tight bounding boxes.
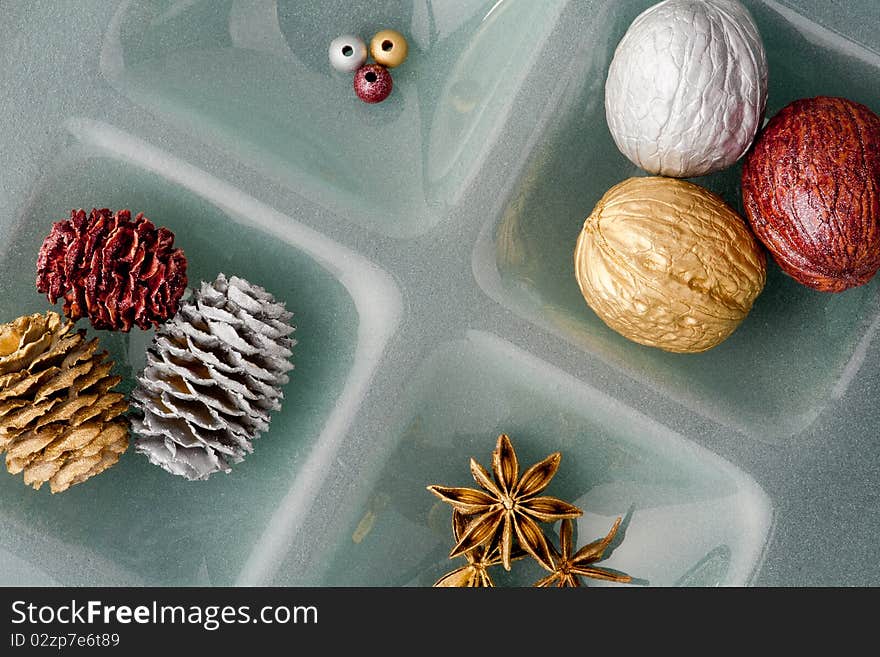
[427,433,582,571]
[433,512,528,587]
[534,517,632,587]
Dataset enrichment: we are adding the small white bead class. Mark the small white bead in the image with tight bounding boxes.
[329,34,367,73]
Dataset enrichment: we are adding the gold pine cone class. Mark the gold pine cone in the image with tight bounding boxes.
[574,177,767,353]
[0,311,129,493]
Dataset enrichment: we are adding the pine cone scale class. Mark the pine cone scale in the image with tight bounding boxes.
[22,460,63,486]
[69,392,126,427]
[51,454,103,491]
[34,360,93,402]
[0,334,52,375]
[86,424,129,454]
[42,423,104,461]
[5,399,59,430]
[160,395,227,431]
[5,428,59,462]
[0,398,28,416]
[31,333,83,370]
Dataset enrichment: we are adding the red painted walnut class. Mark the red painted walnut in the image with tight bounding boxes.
[741,96,880,292]
[36,208,188,331]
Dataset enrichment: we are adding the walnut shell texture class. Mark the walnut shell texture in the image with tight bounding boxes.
[0,311,129,493]
[741,96,880,292]
[36,208,188,331]
[605,0,768,177]
[574,177,766,353]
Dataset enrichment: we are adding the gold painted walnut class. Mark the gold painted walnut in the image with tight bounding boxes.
[574,177,766,353]
[0,311,129,493]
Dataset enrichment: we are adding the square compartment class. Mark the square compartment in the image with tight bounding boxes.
[100,0,568,238]
[312,331,772,587]
[473,0,880,442]
[0,126,378,585]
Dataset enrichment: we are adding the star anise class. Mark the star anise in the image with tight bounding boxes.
[534,517,632,587]
[433,512,527,587]
[427,433,582,571]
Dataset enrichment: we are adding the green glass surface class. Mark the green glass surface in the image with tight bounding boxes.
[1,0,879,587]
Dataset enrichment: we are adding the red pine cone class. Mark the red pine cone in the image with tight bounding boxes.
[36,208,188,331]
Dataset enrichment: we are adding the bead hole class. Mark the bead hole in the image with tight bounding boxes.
[382,40,393,51]
[365,71,377,83]
[342,45,353,57]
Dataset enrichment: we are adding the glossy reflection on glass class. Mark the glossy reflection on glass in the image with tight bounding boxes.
[101,0,567,237]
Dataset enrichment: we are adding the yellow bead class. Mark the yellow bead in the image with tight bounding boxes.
[370,29,408,68]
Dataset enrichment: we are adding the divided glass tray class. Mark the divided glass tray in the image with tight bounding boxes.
[1,0,878,587]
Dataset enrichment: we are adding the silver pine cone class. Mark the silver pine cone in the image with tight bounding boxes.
[131,274,295,480]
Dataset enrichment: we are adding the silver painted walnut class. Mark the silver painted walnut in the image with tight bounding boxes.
[605,0,768,177]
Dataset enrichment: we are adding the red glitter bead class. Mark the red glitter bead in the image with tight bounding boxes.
[353,64,393,104]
